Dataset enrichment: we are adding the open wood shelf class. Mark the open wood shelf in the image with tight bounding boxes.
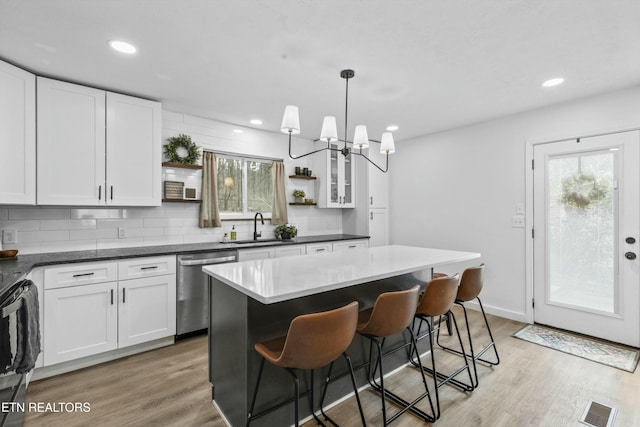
[289,202,317,206]
[162,162,202,170]
[288,175,317,180]
[162,199,202,203]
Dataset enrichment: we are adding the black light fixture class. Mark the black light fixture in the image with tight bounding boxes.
[280,69,396,173]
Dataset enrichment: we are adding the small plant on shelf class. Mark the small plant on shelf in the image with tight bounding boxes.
[274,224,298,240]
[293,189,305,203]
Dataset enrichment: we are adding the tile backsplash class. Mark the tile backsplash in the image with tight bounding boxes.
[0,204,342,254]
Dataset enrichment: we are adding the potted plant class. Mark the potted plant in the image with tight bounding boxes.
[293,189,306,203]
[274,224,298,240]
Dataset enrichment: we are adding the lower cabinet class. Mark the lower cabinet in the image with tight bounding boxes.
[237,247,276,261]
[274,245,306,257]
[43,256,176,366]
[44,281,118,365]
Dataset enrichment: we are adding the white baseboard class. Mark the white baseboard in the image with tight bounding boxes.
[462,300,528,323]
[32,337,174,381]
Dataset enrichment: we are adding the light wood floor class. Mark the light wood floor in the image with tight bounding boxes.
[25,308,640,426]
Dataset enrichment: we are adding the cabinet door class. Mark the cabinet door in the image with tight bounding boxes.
[118,275,176,347]
[37,77,106,205]
[106,93,161,206]
[275,245,305,257]
[44,282,118,366]
[367,145,389,208]
[238,247,276,261]
[0,60,35,205]
[369,209,389,247]
[316,142,356,208]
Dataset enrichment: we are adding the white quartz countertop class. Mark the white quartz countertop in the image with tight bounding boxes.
[203,245,481,304]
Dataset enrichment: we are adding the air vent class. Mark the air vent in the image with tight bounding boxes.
[580,400,616,427]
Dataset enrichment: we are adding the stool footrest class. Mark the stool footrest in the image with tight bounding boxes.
[369,384,435,424]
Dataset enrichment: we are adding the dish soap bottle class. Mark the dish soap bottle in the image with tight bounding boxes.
[230,225,237,241]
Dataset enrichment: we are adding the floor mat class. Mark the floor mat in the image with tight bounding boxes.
[513,324,639,373]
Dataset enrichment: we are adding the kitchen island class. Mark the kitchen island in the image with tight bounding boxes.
[204,245,480,426]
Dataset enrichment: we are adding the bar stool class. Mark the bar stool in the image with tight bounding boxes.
[413,274,474,420]
[357,285,436,425]
[247,301,366,427]
[436,264,500,389]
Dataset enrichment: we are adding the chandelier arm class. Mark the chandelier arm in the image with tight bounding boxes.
[288,132,343,159]
[344,75,349,153]
[351,151,389,173]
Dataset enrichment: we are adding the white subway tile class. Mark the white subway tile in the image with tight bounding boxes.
[183,233,220,244]
[40,219,98,231]
[9,208,70,220]
[0,220,40,231]
[142,227,165,237]
[122,207,166,219]
[40,240,97,253]
[96,218,144,229]
[96,238,145,250]
[144,218,184,228]
[0,208,7,220]
[11,242,41,254]
[19,230,70,243]
[71,208,122,219]
[143,235,183,246]
[70,229,117,241]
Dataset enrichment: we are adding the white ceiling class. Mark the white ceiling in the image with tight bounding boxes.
[1,0,639,143]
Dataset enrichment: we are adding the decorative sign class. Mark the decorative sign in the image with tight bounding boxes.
[164,181,184,200]
[184,188,197,200]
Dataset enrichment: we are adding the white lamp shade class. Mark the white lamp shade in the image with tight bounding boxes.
[320,116,338,142]
[353,125,369,149]
[380,132,396,154]
[281,105,300,134]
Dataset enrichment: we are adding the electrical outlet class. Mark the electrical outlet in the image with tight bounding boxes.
[2,229,17,244]
[511,215,525,228]
[118,227,127,239]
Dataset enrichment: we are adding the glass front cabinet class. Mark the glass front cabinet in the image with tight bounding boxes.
[315,142,355,208]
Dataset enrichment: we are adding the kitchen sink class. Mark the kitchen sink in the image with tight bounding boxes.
[226,238,287,245]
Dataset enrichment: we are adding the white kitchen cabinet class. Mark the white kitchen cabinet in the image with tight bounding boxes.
[305,242,332,255]
[106,92,161,206]
[0,60,36,205]
[366,144,390,209]
[43,256,176,366]
[315,142,355,208]
[36,77,161,206]
[275,245,306,257]
[238,247,276,261]
[332,240,369,252]
[368,209,389,247]
[44,281,118,365]
[118,275,176,347]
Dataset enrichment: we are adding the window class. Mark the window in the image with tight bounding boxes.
[217,155,273,217]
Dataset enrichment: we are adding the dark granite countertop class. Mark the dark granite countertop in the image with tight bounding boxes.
[0,234,369,295]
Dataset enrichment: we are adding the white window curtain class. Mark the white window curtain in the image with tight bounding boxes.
[199,151,222,228]
[270,161,288,225]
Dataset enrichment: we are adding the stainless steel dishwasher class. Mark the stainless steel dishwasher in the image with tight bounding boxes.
[176,250,237,337]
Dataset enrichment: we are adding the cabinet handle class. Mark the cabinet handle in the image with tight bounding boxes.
[316,248,325,252]
[123,288,126,303]
[370,212,374,220]
[110,186,114,200]
[110,289,113,305]
[72,272,95,278]
[98,185,102,201]
[370,196,373,205]
[141,266,159,270]
[349,245,357,248]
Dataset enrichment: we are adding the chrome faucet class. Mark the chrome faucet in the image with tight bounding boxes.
[253,212,264,240]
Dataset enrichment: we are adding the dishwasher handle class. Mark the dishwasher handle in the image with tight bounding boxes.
[178,256,237,266]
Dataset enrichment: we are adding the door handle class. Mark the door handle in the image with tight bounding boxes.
[625,237,636,244]
[625,252,637,260]
[98,185,102,201]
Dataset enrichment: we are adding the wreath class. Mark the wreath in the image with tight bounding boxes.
[560,174,609,209]
[164,134,201,165]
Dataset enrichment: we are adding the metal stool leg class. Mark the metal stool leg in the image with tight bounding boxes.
[246,357,266,427]
[285,368,300,427]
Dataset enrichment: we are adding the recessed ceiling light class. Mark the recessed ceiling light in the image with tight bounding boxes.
[250,119,263,125]
[108,40,137,54]
[233,129,243,134]
[386,125,399,131]
[542,77,564,88]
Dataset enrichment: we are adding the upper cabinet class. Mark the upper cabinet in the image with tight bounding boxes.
[367,145,389,208]
[0,60,36,205]
[37,77,161,206]
[315,142,355,208]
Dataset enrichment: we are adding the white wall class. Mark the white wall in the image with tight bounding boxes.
[0,111,343,254]
[390,85,640,321]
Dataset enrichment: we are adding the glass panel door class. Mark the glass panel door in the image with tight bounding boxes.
[329,143,339,204]
[343,153,352,204]
[546,150,615,313]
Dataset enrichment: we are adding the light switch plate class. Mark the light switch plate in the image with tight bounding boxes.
[511,215,525,228]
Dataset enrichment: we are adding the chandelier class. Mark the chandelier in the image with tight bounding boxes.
[280,69,396,173]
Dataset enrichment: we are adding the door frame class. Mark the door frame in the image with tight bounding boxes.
[524,125,640,325]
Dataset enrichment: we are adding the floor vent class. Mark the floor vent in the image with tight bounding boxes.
[580,400,616,427]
